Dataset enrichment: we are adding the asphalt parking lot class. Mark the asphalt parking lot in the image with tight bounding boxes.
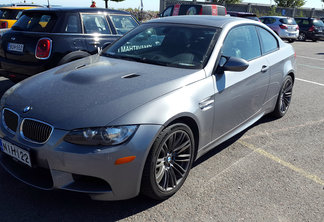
[0,41,323,221]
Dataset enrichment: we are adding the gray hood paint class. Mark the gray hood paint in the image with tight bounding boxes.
[5,55,203,130]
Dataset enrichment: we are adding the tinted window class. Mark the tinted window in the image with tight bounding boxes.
[12,13,56,32]
[64,14,81,33]
[162,6,173,17]
[258,27,278,54]
[179,5,201,15]
[103,24,220,69]
[217,6,226,16]
[279,18,296,25]
[110,15,138,34]
[0,9,21,19]
[82,14,111,34]
[261,17,276,24]
[222,25,261,61]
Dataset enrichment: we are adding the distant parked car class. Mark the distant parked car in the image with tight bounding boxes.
[294,17,324,41]
[227,11,260,22]
[0,7,139,82]
[160,4,227,17]
[0,4,43,29]
[260,16,299,43]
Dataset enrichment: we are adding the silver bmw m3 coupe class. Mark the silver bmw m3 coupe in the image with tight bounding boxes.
[0,16,296,201]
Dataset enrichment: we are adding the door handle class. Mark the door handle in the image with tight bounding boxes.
[261,65,269,73]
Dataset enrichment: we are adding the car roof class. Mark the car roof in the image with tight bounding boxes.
[259,16,291,19]
[148,15,249,28]
[23,7,131,15]
[228,11,256,16]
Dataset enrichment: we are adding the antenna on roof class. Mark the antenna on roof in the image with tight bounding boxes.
[47,0,51,8]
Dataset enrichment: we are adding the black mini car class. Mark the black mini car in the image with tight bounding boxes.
[0,7,139,81]
[294,17,324,41]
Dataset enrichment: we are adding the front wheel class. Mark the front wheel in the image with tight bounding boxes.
[271,75,294,118]
[298,32,306,41]
[141,123,195,200]
[288,39,295,43]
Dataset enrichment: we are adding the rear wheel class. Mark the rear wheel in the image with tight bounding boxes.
[141,123,195,200]
[271,75,293,118]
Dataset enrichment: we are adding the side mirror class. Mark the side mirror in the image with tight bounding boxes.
[102,42,111,49]
[219,56,249,72]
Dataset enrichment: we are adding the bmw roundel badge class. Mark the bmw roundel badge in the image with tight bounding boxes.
[23,106,32,113]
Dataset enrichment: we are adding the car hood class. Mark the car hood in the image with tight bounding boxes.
[4,55,205,130]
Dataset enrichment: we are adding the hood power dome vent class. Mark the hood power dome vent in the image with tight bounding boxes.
[121,73,140,79]
[75,64,87,69]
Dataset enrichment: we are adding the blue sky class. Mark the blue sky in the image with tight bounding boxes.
[9,0,324,11]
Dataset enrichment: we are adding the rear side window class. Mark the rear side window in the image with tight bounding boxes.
[63,14,81,33]
[257,27,278,54]
[261,17,276,24]
[179,5,201,15]
[82,14,111,34]
[12,13,56,32]
[162,6,173,17]
[222,25,261,61]
[0,9,22,20]
[279,18,296,25]
[109,15,138,34]
[217,6,226,16]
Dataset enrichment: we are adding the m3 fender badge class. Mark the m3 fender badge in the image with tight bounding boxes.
[23,106,32,113]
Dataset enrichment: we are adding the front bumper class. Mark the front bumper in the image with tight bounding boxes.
[0,119,161,201]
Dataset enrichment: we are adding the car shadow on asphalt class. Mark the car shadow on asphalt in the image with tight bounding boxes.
[193,114,277,168]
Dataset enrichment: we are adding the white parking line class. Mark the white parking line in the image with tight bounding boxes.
[297,55,324,61]
[296,78,324,87]
[298,63,324,70]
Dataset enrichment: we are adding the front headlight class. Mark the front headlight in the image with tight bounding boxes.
[64,125,138,146]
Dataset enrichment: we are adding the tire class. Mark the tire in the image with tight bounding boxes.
[271,75,293,118]
[312,38,318,42]
[288,39,295,43]
[297,32,306,41]
[141,123,195,200]
[57,51,91,66]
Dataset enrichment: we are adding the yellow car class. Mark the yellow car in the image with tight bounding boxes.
[0,5,42,29]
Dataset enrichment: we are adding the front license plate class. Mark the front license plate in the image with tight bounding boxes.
[0,138,31,167]
[7,42,24,52]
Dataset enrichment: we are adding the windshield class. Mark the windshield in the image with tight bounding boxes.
[280,18,297,25]
[0,9,21,20]
[12,12,56,32]
[102,23,219,69]
[313,19,324,27]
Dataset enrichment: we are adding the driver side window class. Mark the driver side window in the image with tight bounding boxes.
[222,25,261,61]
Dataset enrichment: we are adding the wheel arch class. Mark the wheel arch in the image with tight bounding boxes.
[57,50,91,66]
[166,116,200,159]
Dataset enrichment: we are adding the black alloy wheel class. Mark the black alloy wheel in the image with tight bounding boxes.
[272,75,293,118]
[141,123,195,200]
